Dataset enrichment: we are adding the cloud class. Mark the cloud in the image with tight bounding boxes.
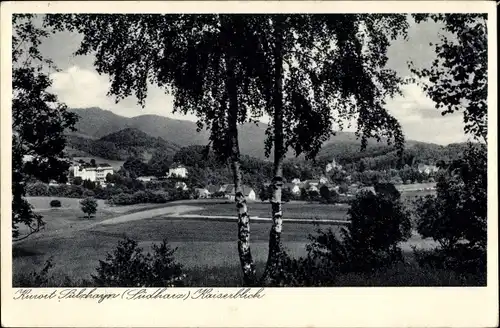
[385,81,468,144]
[49,66,197,120]
[50,66,112,109]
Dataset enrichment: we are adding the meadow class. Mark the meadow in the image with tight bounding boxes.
[14,192,479,287]
[180,199,350,220]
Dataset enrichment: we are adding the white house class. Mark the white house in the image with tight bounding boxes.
[168,165,188,178]
[319,176,329,184]
[71,163,114,184]
[222,184,256,201]
[417,164,439,175]
[325,157,342,173]
[285,183,301,195]
[137,176,157,182]
[303,180,320,191]
[291,178,301,184]
[175,181,188,190]
[194,187,211,198]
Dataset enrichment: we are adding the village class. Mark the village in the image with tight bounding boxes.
[58,156,438,203]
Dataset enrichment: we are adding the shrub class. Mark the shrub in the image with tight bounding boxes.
[319,185,331,203]
[339,183,349,194]
[308,190,412,274]
[26,182,49,196]
[413,144,486,274]
[49,199,61,208]
[92,237,184,287]
[80,197,98,219]
[211,191,225,198]
[83,189,95,197]
[82,179,97,190]
[282,187,292,203]
[308,190,320,201]
[14,257,54,287]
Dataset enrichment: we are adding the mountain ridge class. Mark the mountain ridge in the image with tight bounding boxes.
[67,107,463,162]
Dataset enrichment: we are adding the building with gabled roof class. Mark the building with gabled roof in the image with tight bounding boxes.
[221,184,256,201]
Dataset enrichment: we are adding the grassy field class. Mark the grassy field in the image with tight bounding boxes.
[14,195,475,287]
[187,200,350,220]
[13,213,339,283]
[396,182,437,192]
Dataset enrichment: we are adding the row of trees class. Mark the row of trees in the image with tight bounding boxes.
[14,13,488,286]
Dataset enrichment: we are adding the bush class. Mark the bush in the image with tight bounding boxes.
[413,144,486,275]
[308,190,411,274]
[413,244,486,275]
[211,191,225,198]
[83,189,95,197]
[49,199,61,208]
[109,191,169,205]
[80,197,98,219]
[26,182,49,196]
[82,179,97,190]
[263,249,321,287]
[308,190,320,202]
[319,185,331,203]
[339,183,349,194]
[14,257,54,287]
[92,237,184,287]
[109,193,134,205]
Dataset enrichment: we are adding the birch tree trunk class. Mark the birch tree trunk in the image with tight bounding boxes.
[264,17,285,282]
[221,16,257,285]
[228,81,257,286]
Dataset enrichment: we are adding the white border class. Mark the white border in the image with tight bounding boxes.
[1,2,498,327]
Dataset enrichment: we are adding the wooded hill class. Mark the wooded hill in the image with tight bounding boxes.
[65,107,470,171]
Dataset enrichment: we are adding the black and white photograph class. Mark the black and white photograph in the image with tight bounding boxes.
[1,1,498,327]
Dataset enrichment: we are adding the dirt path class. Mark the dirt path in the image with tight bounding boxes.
[163,214,350,225]
[97,205,203,225]
[14,204,203,244]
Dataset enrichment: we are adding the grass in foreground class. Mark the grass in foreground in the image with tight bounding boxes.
[13,256,485,288]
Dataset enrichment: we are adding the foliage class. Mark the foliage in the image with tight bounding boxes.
[211,191,226,199]
[308,190,411,273]
[80,197,98,219]
[12,15,77,240]
[148,150,173,177]
[374,182,401,200]
[319,185,339,204]
[414,143,486,274]
[66,128,180,161]
[411,14,488,142]
[109,190,170,205]
[82,179,97,190]
[13,257,55,287]
[259,184,292,203]
[92,237,184,287]
[49,199,62,208]
[123,156,151,177]
[72,176,83,185]
[26,182,50,196]
[339,183,349,194]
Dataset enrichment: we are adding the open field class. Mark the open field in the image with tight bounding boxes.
[186,200,350,220]
[13,196,462,287]
[396,182,436,192]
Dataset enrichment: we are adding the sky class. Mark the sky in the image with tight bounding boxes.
[37,16,469,145]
